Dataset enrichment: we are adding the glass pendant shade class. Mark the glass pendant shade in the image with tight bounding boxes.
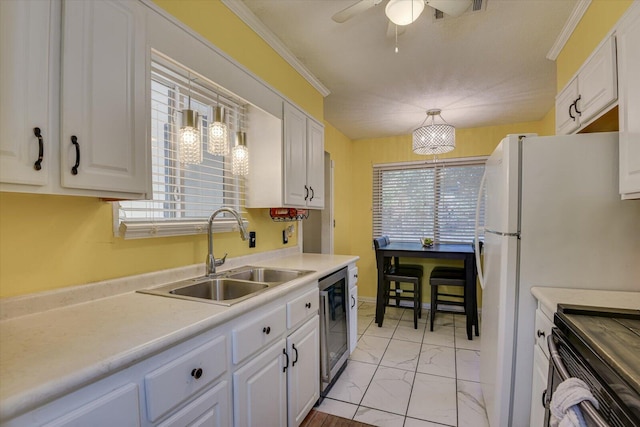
[179,109,202,164]
[385,0,425,25]
[208,106,229,156]
[232,132,249,176]
[412,109,456,155]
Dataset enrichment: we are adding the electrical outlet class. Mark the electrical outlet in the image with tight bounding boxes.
[249,231,256,248]
[282,229,288,244]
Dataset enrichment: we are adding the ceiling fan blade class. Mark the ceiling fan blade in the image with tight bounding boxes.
[426,0,472,17]
[386,20,406,39]
[332,0,380,23]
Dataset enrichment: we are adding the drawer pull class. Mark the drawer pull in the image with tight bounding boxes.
[292,343,299,367]
[305,302,311,309]
[191,368,203,380]
[537,329,545,338]
[263,326,271,335]
[283,348,289,373]
[71,135,80,175]
[33,127,44,171]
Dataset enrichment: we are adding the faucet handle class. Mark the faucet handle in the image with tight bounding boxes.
[214,253,227,267]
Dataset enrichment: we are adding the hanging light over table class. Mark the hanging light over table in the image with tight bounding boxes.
[412,109,456,155]
[208,105,229,156]
[178,76,202,165]
[232,131,249,176]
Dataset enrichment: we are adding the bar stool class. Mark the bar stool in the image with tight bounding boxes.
[373,237,424,328]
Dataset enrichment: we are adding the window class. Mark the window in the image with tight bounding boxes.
[116,54,248,239]
[373,158,486,243]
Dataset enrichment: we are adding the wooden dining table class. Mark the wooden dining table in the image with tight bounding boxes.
[374,242,478,340]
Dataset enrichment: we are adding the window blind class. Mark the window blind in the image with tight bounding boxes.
[373,158,486,243]
[117,53,249,239]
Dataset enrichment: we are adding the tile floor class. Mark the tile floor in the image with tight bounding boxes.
[316,301,489,427]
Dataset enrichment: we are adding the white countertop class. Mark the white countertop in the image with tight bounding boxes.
[531,286,640,320]
[0,253,358,421]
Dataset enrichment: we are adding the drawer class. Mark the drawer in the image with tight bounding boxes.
[232,305,286,365]
[287,287,319,329]
[348,266,359,287]
[535,308,554,358]
[145,335,227,422]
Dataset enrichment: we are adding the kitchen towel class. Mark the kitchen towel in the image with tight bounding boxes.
[549,377,599,427]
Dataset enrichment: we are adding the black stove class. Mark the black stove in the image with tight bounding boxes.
[549,304,640,426]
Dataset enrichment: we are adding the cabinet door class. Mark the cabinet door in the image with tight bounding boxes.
[283,103,308,207]
[233,339,287,427]
[555,79,580,135]
[348,285,358,354]
[60,0,148,196]
[306,120,324,209]
[0,0,53,186]
[576,36,617,125]
[529,345,549,427]
[618,3,640,199]
[157,381,230,427]
[287,316,319,427]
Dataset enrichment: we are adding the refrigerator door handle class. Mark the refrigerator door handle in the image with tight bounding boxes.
[475,168,487,289]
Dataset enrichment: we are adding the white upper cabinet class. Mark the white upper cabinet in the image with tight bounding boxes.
[283,103,325,209]
[556,35,617,135]
[60,0,148,195]
[0,0,54,187]
[0,0,149,199]
[617,2,640,199]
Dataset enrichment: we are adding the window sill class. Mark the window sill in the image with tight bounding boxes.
[117,219,249,240]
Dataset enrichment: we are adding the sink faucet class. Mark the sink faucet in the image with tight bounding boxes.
[207,207,250,277]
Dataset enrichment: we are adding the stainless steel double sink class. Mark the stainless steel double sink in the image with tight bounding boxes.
[138,266,313,306]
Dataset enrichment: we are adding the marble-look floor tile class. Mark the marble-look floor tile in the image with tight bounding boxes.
[364,321,397,339]
[316,397,358,419]
[455,327,481,351]
[383,306,406,321]
[456,348,481,382]
[349,335,390,365]
[358,302,377,319]
[353,407,405,427]
[393,319,426,343]
[422,324,455,348]
[431,312,455,327]
[326,360,377,404]
[360,366,415,416]
[407,373,457,425]
[380,339,422,371]
[358,315,373,335]
[404,417,455,427]
[417,344,456,379]
[401,307,428,324]
[457,379,489,427]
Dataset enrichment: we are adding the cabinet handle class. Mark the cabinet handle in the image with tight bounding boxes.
[542,390,548,407]
[309,186,314,201]
[283,348,289,373]
[574,95,582,115]
[305,302,311,309]
[292,343,299,367]
[304,185,309,201]
[568,102,576,120]
[537,329,545,338]
[351,295,356,309]
[262,326,271,335]
[71,135,80,175]
[33,127,44,171]
[191,368,203,380]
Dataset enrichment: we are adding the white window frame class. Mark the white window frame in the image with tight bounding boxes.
[373,157,487,244]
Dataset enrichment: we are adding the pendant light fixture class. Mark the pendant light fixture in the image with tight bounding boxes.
[385,0,425,26]
[232,131,249,176]
[178,75,202,165]
[208,96,229,156]
[412,109,456,155]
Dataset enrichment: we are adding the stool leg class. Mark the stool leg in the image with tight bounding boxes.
[395,281,400,307]
[418,281,422,319]
[430,284,437,331]
[413,280,418,329]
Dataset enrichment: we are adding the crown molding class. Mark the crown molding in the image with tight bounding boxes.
[547,0,592,60]
[221,0,331,97]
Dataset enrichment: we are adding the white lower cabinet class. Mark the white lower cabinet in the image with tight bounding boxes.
[528,307,554,427]
[287,317,320,427]
[156,381,229,427]
[347,265,359,354]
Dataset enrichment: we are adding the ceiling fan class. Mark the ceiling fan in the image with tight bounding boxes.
[332,0,474,28]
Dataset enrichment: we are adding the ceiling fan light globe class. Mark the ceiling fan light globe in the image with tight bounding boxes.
[385,0,425,26]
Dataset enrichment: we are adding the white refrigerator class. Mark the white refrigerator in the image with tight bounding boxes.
[475,132,640,427]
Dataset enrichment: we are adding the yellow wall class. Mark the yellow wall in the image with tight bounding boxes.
[556,0,633,91]
[349,120,549,302]
[0,0,324,298]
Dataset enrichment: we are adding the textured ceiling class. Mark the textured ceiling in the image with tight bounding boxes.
[240,0,579,140]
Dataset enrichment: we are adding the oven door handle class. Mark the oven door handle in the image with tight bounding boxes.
[547,335,610,427]
[319,290,331,383]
